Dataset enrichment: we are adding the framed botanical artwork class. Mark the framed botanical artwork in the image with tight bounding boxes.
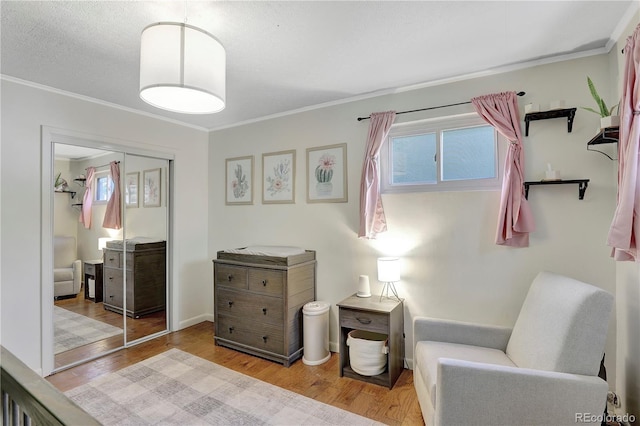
[262,150,295,204]
[306,143,348,203]
[225,156,254,205]
[124,172,139,208]
[143,168,161,207]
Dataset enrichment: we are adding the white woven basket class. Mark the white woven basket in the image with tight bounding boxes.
[347,330,389,376]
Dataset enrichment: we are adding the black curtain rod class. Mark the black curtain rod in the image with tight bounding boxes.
[86,160,120,170]
[356,91,526,121]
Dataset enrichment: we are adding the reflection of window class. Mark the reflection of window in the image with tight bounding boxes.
[381,114,504,193]
[94,172,114,203]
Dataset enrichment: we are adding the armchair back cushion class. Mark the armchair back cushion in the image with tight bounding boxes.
[54,236,77,268]
[505,271,613,376]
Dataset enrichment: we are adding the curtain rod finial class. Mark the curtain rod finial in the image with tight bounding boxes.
[517,91,526,96]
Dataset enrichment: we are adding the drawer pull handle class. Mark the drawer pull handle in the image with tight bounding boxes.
[228,326,234,334]
[262,279,267,286]
[109,295,114,299]
[356,317,372,324]
[262,308,267,315]
[109,258,114,261]
[228,301,234,307]
[108,277,113,281]
[227,274,233,282]
[262,336,268,343]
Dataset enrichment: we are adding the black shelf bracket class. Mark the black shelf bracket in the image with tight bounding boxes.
[524,108,577,136]
[587,127,619,160]
[524,179,590,200]
[55,189,77,199]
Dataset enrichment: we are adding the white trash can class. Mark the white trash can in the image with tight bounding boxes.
[302,301,331,365]
[347,330,389,376]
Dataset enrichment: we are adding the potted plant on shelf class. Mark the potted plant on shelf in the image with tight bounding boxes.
[582,76,619,129]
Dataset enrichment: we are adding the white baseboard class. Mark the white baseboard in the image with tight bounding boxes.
[178,314,214,330]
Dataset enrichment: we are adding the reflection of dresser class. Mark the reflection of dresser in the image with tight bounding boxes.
[103,239,166,318]
[213,249,316,367]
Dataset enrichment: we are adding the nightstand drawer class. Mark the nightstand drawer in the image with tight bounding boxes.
[85,262,95,275]
[340,308,389,334]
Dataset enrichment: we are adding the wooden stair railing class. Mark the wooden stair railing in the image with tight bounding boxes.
[1,346,100,425]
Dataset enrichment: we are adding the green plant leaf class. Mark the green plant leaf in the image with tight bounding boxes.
[587,76,608,117]
[580,107,601,115]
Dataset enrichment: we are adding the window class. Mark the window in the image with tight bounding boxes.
[381,114,503,193]
[94,171,114,203]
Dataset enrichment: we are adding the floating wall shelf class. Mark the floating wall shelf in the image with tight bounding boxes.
[524,108,577,136]
[587,127,619,160]
[54,189,77,199]
[524,179,590,200]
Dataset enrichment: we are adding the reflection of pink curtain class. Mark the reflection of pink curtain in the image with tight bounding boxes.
[80,167,95,229]
[358,111,396,239]
[472,91,535,247]
[103,161,122,230]
[608,23,640,262]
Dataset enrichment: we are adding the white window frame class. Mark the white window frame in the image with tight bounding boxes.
[93,170,114,204]
[381,113,506,193]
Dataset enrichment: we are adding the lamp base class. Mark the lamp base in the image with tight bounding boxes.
[380,282,400,302]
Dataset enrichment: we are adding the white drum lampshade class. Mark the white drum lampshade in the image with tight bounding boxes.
[377,257,401,301]
[139,22,226,114]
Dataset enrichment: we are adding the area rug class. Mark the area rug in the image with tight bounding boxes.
[65,348,381,425]
[54,306,123,354]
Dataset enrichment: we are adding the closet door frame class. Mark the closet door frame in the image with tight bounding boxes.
[41,126,174,376]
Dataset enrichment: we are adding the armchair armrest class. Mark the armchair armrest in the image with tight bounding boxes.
[72,259,82,293]
[413,316,511,351]
[436,358,608,426]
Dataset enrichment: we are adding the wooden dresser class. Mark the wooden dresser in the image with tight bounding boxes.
[103,239,166,318]
[213,249,316,366]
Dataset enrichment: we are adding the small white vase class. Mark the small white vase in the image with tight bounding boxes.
[601,115,620,129]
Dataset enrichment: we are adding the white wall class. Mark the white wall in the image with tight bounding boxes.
[611,11,640,421]
[209,54,619,378]
[0,79,211,371]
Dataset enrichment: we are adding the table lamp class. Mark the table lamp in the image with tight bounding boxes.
[377,257,401,301]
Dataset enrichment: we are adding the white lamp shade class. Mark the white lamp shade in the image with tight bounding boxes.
[140,22,226,114]
[377,257,400,282]
[98,237,112,251]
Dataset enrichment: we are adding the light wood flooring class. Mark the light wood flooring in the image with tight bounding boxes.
[47,321,425,425]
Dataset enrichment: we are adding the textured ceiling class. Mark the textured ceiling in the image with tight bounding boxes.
[1,1,636,131]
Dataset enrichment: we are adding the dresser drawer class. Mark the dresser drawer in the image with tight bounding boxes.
[216,314,284,355]
[340,308,389,333]
[248,268,284,296]
[215,264,248,290]
[103,268,123,307]
[216,288,284,324]
[103,250,121,268]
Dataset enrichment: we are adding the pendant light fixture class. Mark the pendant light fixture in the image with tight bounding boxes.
[139,22,226,114]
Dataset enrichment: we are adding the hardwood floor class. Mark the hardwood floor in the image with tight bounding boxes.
[54,289,166,369]
[47,321,425,425]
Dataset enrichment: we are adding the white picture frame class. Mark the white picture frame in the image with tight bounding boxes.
[306,143,347,203]
[125,172,139,208]
[262,150,296,204]
[143,168,161,207]
[225,156,254,205]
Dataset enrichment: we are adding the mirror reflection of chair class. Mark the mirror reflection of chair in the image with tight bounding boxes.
[53,236,81,299]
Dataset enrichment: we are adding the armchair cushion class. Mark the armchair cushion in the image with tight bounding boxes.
[53,268,74,282]
[415,341,516,406]
[506,271,613,376]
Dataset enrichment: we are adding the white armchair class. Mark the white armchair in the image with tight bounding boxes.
[413,271,613,426]
[53,236,82,298]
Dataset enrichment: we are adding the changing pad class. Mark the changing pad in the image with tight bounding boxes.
[223,245,306,257]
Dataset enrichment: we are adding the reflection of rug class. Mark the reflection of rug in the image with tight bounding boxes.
[54,306,122,354]
[65,348,381,425]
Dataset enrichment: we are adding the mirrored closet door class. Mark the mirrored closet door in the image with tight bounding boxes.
[51,144,170,372]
